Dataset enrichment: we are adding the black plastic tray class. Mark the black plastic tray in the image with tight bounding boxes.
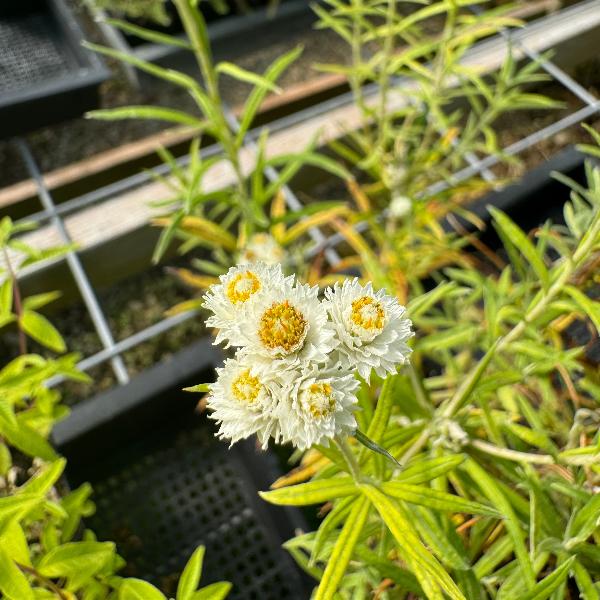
[0,0,109,138]
[52,337,312,599]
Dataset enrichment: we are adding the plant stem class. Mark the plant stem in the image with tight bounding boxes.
[470,440,555,465]
[173,0,251,229]
[398,427,430,466]
[16,563,68,600]
[2,246,26,355]
[334,436,361,481]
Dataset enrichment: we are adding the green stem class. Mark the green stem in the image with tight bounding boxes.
[173,0,251,229]
[16,563,67,600]
[2,246,26,356]
[334,436,361,482]
[470,440,554,465]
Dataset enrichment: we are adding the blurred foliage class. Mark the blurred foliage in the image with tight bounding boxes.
[0,219,229,600]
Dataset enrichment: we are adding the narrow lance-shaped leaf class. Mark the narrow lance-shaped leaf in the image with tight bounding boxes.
[382,482,501,517]
[217,62,281,93]
[396,454,467,485]
[314,494,370,600]
[311,495,355,565]
[260,477,357,506]
[87,106,204,127]
[177,545,205,600]
[0,546,34,600]
[236,46,302,143]
[506,557,576,600]
[489,207,549,289]
[464,459,535,588]
[119,578,167,600]
[104,18,192,49]
[360,484,466,600]
[192,581,232,600]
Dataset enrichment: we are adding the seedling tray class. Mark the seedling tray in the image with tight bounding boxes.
[52,337,311,599]
[0,0,108,138]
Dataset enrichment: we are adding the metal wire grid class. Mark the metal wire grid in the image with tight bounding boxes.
[10,0,600,390]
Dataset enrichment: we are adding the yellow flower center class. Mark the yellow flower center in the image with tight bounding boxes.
[226,271,261,304]
[258,300,307,354]
[350,296,385,337]
[231,369,261,405]
[303,382,335,419]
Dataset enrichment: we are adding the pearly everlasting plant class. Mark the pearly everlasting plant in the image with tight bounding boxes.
[202,262,413,450]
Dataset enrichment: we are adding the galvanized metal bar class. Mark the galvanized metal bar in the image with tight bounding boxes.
[46,308,198,387]
[15,138,130,385]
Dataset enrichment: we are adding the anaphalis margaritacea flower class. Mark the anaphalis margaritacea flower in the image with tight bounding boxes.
[202,262,413,450]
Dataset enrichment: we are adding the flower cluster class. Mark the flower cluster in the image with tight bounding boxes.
[203,263,413,450]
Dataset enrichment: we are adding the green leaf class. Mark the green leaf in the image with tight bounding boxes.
[361,484,465,600]
[259,477,357,506]
[311,496,355,564]
[355,546,423,595]
[120,578,167,600]
[365,374,399,446]
[397,455,466,485]
[355,429,402,469]
[217,62,281,93]
[381,482,501,517]
[464,459,535,588]
[0,546,34,600]
[0,521,31,566]
[563,285,600,333]
[510,557,575,600]
[0,279,13,314]
[0,418,57,462]
[191,581,232,600]
[489,208,549,290]
[177,545,205,600]
[22,291,61,312]
[314,494,370,600]
[183,383,210,394]
[236,46,302,142]
[0,494,43,527]
[18,458,66,497]
[87,106,204,127]
[38,541,115,579]
[20,310,66,353]
[104,18,192,49]
[0,442,10,476]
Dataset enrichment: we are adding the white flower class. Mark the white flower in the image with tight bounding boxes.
[238,233,286,265]
[235,280,337,372]
[325,279,413,381]
[202,263,291,347]
[389,194,412,219]
[207,356,280,448]
[275,365,360,450]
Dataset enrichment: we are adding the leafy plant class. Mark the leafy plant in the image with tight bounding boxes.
[0,221,230,599]
[261,140,600,598]
[86,0,352,307]
[315,0,562,299]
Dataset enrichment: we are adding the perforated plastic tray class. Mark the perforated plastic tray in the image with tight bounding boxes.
[53,338,311,599]
[0,0,108,138]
